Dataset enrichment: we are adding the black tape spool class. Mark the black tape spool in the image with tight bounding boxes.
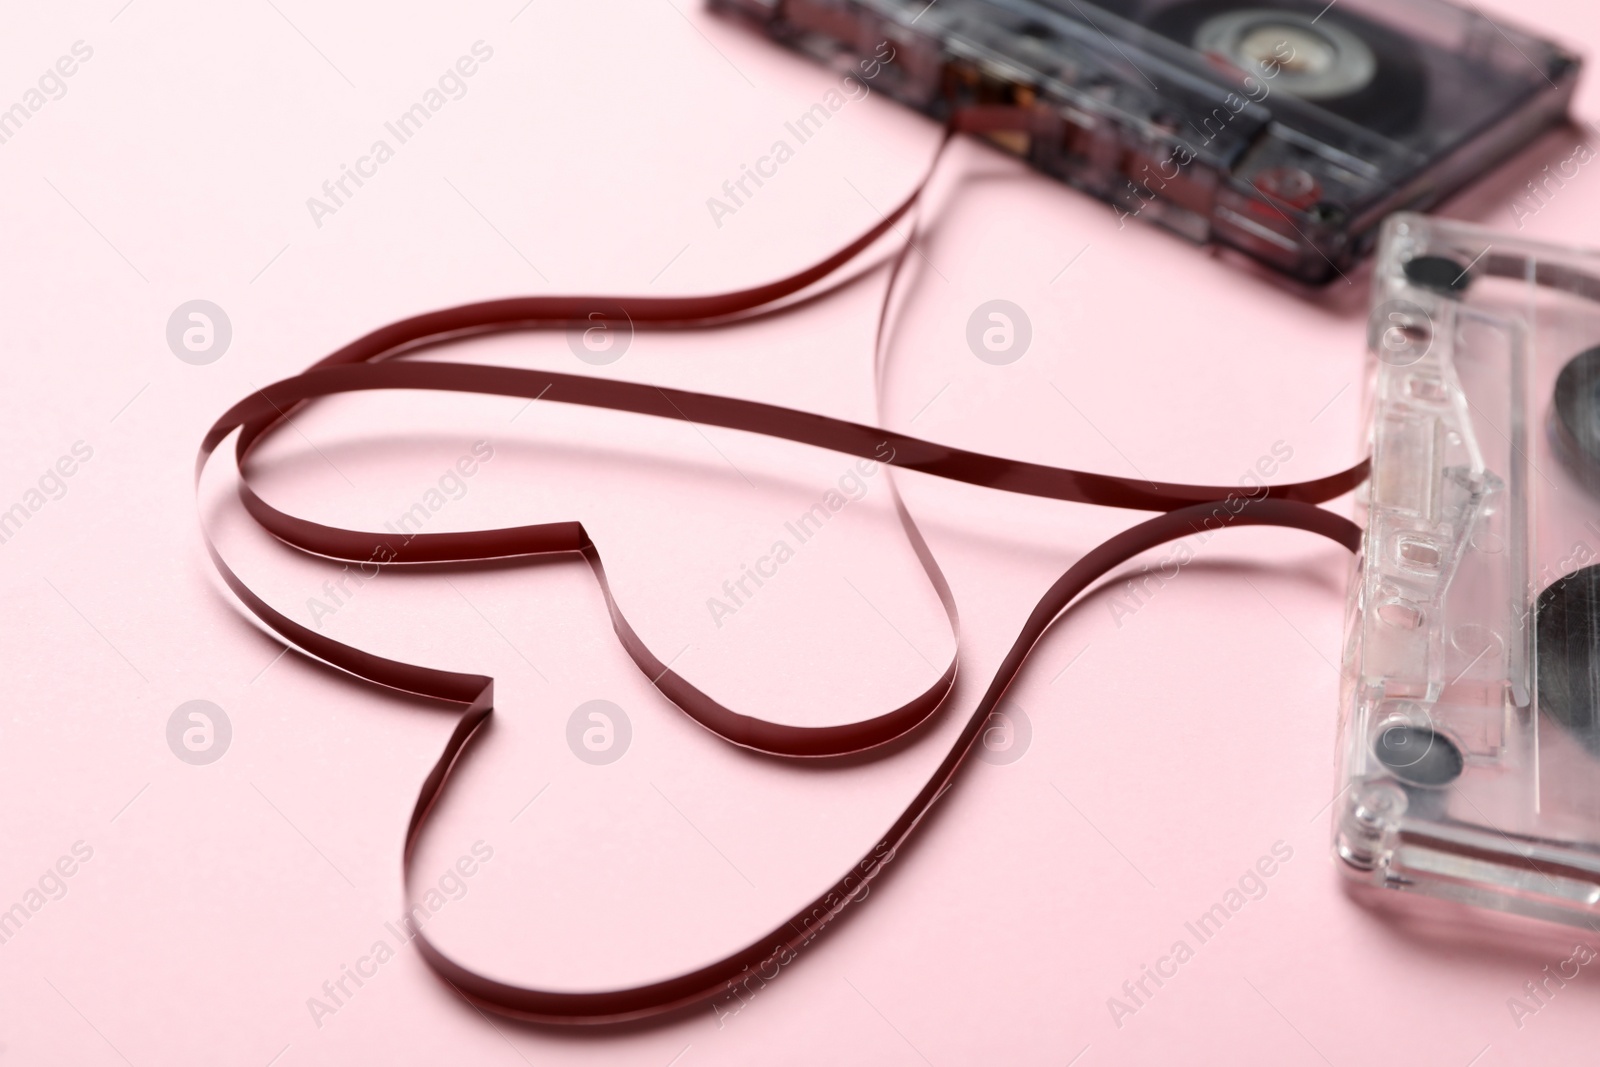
[1144,0,1428,135]
[1537,564,1600,756]
[1494,339,1600,757]
[1552,345,1600,495]
[1542,349,1600,752]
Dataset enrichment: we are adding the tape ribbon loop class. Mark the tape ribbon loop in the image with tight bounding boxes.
[196,114,1368,1023]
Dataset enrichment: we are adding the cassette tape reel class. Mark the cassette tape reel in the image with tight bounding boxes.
[1339,215,1600,925]
[713,0,1578,283]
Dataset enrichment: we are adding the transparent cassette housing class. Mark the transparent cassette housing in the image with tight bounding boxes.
[1338,215,1600,925]
[711,0,1577,283]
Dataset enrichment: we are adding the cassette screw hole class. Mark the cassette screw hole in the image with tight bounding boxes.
[1371,299,1433,366]
[1374,725,1463,787]
[1353,781,1408,827]
[1339,781,1408,870]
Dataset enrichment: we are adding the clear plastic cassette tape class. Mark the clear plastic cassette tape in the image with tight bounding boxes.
[1339,214,1600,925]
[711,0,1578,283]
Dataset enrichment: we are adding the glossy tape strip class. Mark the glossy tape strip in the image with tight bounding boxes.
[197,113,1369,1024]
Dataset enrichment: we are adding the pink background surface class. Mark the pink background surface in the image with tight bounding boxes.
[3,1,1600,1063]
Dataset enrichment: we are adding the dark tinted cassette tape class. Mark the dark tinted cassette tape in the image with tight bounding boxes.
[711,0,1579,283]
[1339,215,1600,925]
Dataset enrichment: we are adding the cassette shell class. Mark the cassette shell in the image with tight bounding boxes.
[1340,215,1600,926]
[711,0,1579,283]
